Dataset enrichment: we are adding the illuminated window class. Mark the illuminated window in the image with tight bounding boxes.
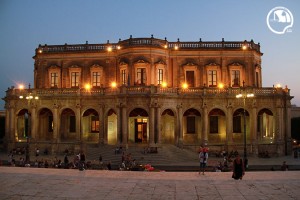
[137,68,146,85]
[157,69,163,85]
[91,116,99,132]
[208,70,217,87]
[71,72,80,87]
[51,73,58,88]
[92,72,101,87]
[121,69,126,85]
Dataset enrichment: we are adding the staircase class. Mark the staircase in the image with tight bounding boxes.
[86,144,199,169]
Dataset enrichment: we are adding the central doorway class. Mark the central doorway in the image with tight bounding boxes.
[135,118,147,143]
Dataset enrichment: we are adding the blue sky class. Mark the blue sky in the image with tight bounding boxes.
[0,0,299,109]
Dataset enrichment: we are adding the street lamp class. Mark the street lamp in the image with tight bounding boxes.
[18,83,39,163]
[236,92,254,166]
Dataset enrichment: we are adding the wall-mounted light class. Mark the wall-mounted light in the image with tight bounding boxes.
[111,82,117,88]
[182,83,188,89]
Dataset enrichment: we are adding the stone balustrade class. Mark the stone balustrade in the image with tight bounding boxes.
[5,86,289,100]
[36,37,261,54]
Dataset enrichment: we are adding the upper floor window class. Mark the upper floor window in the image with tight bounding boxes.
[51,72,58,88]
[90,64,103,88]
[92,72,101,87]
[136,68,146,85]
[157,69,163,85]
[208,70,217,87]
[231,70,240,87]
[186,71,195,87]
[121,69,127,85]
[48,65,61,88]
[71,72,80,87]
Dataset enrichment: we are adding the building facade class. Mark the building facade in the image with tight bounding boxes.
[3,36,293,156]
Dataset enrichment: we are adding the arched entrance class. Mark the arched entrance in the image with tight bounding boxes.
[82,108,99,142]
[129,108,149,143]
[208,108,226,143]
[107,109,117,145]
[183,108,201,144]
[161,109,176,144]
[258,108,274,142]
[60,108,76,141]
[16,109,30,141]
[37,108,53,141]
[232,108,250,142]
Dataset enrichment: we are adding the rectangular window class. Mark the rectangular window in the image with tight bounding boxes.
[121,69,126,85]
[92,72,101,87]
[48,116,53,132]
[208,70,217,87]
[71,72,80,87]
[231,70,240,87]
[209,116,218,133]
[233,115,242,133]
[91,116,99,132]
[137,68,146,85]
[157,69,163,85]
[51,73,58,88]
[69,116,76,132]
[186,116,195,133]
[186,71,195,87]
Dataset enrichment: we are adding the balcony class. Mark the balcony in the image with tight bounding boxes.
[35,37,261,55]
[5,86,289,101]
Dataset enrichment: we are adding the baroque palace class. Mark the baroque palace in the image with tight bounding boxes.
[3,36,293,156]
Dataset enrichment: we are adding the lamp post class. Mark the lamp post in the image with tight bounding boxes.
[19,83,39,163]
[236,91,254,167]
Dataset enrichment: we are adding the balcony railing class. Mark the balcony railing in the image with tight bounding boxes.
[5,86,289,100]
[36,37,261,54]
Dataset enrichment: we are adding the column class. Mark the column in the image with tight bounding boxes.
[285,101,292,155]
[251,106,258,155]
[156,106,161,144]
[121,106,127,145]
[149,105,155,145]
[53,105,59,142]
[202,105,208,145]
[10,106,16,144]
[226,105,233,146]
[4,107,10,143]
[76,104,81,141]
[98,104,105,144]
[30,105,37,140]
[176,104,183,147]
[117,105,122,144]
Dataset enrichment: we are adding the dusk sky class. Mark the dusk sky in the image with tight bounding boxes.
[0,0,299,109]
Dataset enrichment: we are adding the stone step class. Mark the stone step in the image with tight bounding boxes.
[86,144,199,166]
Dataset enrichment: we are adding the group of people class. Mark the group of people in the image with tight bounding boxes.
[198,146,245,180]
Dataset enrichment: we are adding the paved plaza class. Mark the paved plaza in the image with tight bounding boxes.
[0,167,300,200]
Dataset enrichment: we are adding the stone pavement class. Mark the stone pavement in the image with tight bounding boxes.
[0,167,300,200]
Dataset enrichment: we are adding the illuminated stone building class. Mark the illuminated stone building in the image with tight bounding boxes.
[3,36,293,156]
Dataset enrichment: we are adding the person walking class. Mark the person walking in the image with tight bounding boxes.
[232,154,245,180]
[199,147,208,175]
